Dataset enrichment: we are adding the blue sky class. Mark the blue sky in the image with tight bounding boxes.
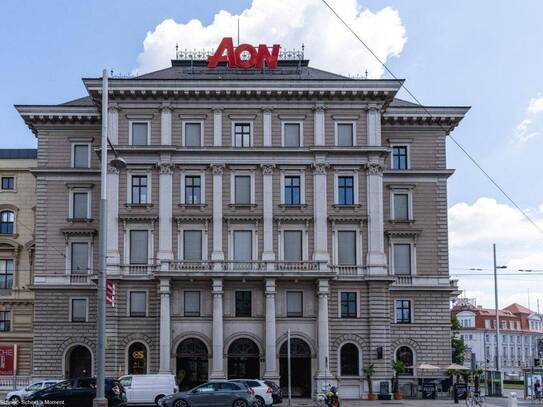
[2,0,542,308]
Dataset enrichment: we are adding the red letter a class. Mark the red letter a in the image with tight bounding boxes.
[255,44,280,69]
[208,37,236,68]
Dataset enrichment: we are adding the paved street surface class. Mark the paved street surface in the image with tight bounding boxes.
[286,398,537,406]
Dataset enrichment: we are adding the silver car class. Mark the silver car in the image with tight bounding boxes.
[160,381,256,407]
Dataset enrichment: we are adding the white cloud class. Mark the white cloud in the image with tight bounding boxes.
[134,0,407,77]
[514,95,543,144]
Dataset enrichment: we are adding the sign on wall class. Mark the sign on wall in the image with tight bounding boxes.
[208,37,280,69]
[0,345,15,375]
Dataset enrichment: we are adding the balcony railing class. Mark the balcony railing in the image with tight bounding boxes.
[34,273,94,285]
[120,264,156,276]
[392,275,458,288]
[331,265,365,276]
[165,260,324,273]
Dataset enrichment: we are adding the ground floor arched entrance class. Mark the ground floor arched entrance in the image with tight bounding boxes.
[227,338,260,379]
[176,338,209,390]
[65,345,92,379]
[279,338,311,398]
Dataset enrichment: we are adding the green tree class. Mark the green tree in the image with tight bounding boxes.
[451,315,466,364]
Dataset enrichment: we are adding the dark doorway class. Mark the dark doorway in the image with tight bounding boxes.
[127,342,147,374]
[66,345,92,379]
[176,338,209,390]
[227,338,260,379]
[279,338,311,398]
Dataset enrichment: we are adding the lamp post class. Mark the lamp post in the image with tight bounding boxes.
[493,243,507,397]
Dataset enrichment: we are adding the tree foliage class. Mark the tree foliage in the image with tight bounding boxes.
[451,315,466,364]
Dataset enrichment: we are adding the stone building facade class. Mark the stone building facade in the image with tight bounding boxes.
[16,52,468,398]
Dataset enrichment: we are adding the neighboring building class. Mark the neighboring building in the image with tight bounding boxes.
[452,301,543,377]
[0,149,36,377]
[16,42,467,398]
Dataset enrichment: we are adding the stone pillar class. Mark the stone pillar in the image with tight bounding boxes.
[210,278,226,379]
[106,165,120,269]
[316,279,332,380]
[313,105,325,146]
[161,105,172,145]
[261,164,275,262]
[367,105,381,146]
[366,163,387,275]
[313,162,329,262]
[159,278,172,373]
[211,164,225,263]
[213,108,223,147]
[158,163,174,264]
[108,104,119,144]
[263,279,278,379]
[262,108,273,147]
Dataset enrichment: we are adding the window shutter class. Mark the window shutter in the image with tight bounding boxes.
[283,231,302,261]
[393,193,409,220]
[235,176,251,204]
[394,244,411,274]
[337,231,356,264]
[284,123,301,147]
[184,291,200,316]
[233,231,252,261]
[337,123,353,146]
[185,123,202,147]
[73,192,88,218]
[130,230,148,264]
[73,145,89,168]
[71,242,89,274]
[130,292,146,315]
[183,230,203,260]
[132,123,148,145]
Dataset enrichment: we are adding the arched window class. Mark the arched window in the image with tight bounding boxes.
[396,346,414,375]
[127,342,147,374]
[340,343,359,376]
[0,211,14,234]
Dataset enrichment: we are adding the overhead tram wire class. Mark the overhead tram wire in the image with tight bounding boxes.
[320,0,543,238]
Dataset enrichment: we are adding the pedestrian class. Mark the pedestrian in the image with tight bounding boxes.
[535,379,542,403]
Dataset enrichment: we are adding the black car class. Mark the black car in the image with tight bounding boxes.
[263,381,282,404]
[26,377,127,407]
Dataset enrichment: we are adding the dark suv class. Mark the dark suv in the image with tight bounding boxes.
[26,377,127,407]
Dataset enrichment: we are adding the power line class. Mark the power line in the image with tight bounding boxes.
[320,0,543,238]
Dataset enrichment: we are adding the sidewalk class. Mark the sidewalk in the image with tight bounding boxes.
[287,398,509,406]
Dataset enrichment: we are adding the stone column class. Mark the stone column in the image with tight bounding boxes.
[366,163,387,276]
[161,105,172,145]
[106,165,120,269]
[210,278,226,379]
[313,162,329,262]
[263,279,278,379]
[211,164,225,263]
[262,108,273,147]
[261,164,275,262]
[158,163,174,264]
[213,108,223,146]
[316,279,332,380]
[366,105,381,146]
[159,278,172,373]
[313,105,325,145]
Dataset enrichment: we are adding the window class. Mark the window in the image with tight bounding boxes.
[72,192,88,219]
[235,291,252,317]
[337,231,356,265]
[1,177,14,190]
[184,176,201,204]
[184,122,202,147]
[283,123,301,147]
[283,230,302,261]
[184,291,200,317]
[392,146,408,170]
[129,291,147,317]
[71,242,89,274]
[233,231,252,261]
[395,299,412,323]
[234,176,251,205]
[337,123,354,146]
[234,123,251,147]
[284,176,301,205]
[127,342,147,374]
[131,122,149,146]
[341,292,357,318]
[393,193,409,221]
[0,211,14,234]
[0,260,13,289]
[396,346,414,375]
[286,291,303,317]
[71,298,87,322]
[0,311,10,332]
[131,175,148,204]
[129,230,148,264]
[183,230,203,260]
[393,244,412,275]
[337,176,354,205]
[340,343,359,375]
[73,144,90,168]
[485,320,491,329]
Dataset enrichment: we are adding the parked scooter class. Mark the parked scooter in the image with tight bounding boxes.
[317,384,340,407]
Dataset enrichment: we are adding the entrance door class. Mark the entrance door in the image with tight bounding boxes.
[66,345,92,379]
[176,338,209,391]
[279,338,311,397]
[227,338,260,379]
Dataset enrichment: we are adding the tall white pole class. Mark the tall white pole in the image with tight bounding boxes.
[287,329,291,407]
[493,243,503,397]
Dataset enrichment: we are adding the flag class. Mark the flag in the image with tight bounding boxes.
[106,280,116,307]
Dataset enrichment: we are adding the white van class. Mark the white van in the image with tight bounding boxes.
[119,374,178,405]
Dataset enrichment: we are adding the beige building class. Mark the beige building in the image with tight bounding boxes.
[0,149,36,378]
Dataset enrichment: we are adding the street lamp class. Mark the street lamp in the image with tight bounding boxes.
[493,243,507,397]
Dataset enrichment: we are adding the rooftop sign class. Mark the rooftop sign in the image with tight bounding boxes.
[207,37,280,69]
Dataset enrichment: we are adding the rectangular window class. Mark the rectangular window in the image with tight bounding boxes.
[341,292,357,318]
[284,176,301,205]
[0,259,13,289]
[395,299,412,323]
[131,122,149,146]
[393,244,411,275]
[235,291,252,317]
[129,230,148,264]
[183,230,203,260]
[233,230,252,261]
[73,144,90,168]
[485,320,491,329]
[393,193,409,221]
[283,230,303,261]
[71,242,89,275]
[337,123,354,146]
[234,123,251,147]
[337,176,354,205]
[284,123,301,147]
[184,176,201,204]
[71,299,87,322]
[72,192,88,219]
[131,175,148,204]
[286,291,303,317]
[337,231,356,265]
[184,291,200,317]
[234,176,251,205]
[1,177,14,190]
[0,311,10,332]
[184,123,202,147]
[392,146,408,170]
[129,291,147,317]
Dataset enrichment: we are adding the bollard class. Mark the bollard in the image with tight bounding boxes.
[508,391,518,407]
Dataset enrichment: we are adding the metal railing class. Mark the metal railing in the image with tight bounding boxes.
[0,375,31,390]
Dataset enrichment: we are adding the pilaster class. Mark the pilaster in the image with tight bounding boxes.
[106,164,120,269]
[313,105,326,146]
[261,164,275,262]
[107,104,119,144]
[263,279,279,380]
[211,164,225,262]
[367,105,381,146]
[262,108,273,147]
[366,162,387,275]
[210,278,226,379]
[158,162,174,262]
[161,105,172,145]
[213,108,223,147]
[159,278,172,373]
[313,161,329,262]
[316,279,333,382]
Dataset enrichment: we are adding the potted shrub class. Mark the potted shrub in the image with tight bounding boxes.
[392,360,406,400]
[363,364,377,400]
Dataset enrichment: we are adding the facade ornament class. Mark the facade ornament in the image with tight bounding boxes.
[211,163,225,176]
[260,106,274,113]
[313,162,329,175]
[367,103,381,112]
[211,106,224,113]
[367,163,384,175]
[160,103,173,112]
[312,103,326,112]
[260,164,275,175]
[159,163,174,175]
[107,164,120,174]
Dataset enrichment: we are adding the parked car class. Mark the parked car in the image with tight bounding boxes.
[229,379,273,407]
[26,377,127,407]
[5,379,61,405]
[263,380,283,405]
[118,374,178,405]
[159,381,256,407]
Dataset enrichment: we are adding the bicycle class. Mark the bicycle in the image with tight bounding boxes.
[465,387,486,407]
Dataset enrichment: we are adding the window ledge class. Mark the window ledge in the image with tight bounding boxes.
[178,203,208,210]
[279,204,308,209]
[0,190,16,193]
[0,233,18,239]
[228,204,257,209]
[67,218,94,224]
[389,219,415,224]
[332,204,361,209]
[125,203,154,209]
